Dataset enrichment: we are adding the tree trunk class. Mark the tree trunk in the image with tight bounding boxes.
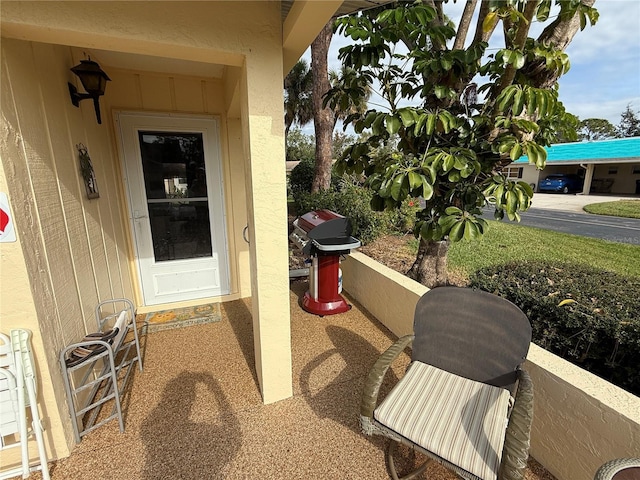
[311,21,334,193]
[407,239,449,288]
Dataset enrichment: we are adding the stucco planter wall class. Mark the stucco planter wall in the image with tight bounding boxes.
[341,251,640,480]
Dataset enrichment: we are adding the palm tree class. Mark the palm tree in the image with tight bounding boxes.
[284,59,313,139]
[329,66,372,129]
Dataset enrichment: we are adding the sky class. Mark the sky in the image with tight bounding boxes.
[300,0,640,133]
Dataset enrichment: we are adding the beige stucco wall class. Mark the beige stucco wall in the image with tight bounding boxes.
[526,344,640,479]
[0,38,134,468]
[342,252,427,337]
[342,252,640,480]
[239,41,293,403]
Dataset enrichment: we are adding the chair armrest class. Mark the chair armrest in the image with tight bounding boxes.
[500,368,534,480]
[595,458,640,480]
[360,334,414,421]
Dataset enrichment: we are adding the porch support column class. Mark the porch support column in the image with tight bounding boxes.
[239,54,293,404]
[582,163,595,195]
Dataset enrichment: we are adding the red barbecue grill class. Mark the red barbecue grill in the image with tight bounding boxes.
[290,209,361,315]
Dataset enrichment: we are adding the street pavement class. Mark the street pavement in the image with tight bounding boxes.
[494,193,640,244]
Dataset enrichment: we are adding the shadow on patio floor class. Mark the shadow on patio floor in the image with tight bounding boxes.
[29,281,554,480]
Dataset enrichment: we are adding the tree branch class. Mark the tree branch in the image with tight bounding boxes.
[454,0,479,50]
[472,0,499,45]
[522,0,597,89]
[498,0,540,91]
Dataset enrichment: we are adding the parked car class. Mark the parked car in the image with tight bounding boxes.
[538,174,584,193]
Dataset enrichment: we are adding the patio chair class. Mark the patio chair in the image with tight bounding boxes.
[594,458,640,480]
[360,286,533,480]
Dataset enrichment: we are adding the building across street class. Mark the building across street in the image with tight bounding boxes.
[508,137,640,196]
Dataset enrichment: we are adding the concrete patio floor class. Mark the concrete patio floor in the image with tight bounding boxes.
[27,281,554,479]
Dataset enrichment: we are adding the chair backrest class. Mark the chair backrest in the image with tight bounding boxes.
[412,287,532,393]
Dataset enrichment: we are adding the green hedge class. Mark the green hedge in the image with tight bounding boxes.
[469,261,640,395]
[289,157,341,197]
[293,183,389,244]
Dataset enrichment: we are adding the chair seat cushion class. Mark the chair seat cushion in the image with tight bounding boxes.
[374,361,511,480]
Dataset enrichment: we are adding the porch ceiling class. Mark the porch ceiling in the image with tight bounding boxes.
[281,0,398,22]
[85,47,225,78]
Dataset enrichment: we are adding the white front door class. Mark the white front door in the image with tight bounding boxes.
[117,113,230,305]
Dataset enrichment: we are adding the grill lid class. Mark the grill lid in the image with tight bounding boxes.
[297,209,352,239]
[290,209,360,255]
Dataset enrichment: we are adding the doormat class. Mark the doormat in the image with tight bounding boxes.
[143,303,221,333]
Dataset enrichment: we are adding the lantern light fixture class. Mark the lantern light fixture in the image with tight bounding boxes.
[68,58,111,124]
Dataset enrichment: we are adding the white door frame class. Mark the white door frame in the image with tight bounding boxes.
[115,111,230,306]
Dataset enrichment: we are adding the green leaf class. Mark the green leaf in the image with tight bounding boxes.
[448,170,461,182]
[399,108,416,127]
[408,171,421,189]
[414,113,428,135]
[421,177,434,200]
[510,143,523,161]
[512,89,525,115]
[394,7,403,23]
[496,86,516,113]
[518,181,534,197]
[442,154,455,172]
[464,221,480,241]
[537,0,551,21]
[386,115,401,135]
[425,113,437,135]
[390,173,406,201]
[376,9,394,23]
[449,221,464,242]
[445,206,462,215]
[372,114,386,135]
[525,143,539,166]
[434,85,449,99]
[526,87,537,114]
[438,215,457,231]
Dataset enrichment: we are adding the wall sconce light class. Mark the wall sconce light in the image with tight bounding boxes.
[68,58,111,124]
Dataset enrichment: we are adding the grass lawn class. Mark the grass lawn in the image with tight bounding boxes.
[583,199,640,219]
[447,220,640,279]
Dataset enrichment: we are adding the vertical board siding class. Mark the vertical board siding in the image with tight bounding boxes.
[1,39,138,449]
[4,41,83,344]
[173,77,206,113]
[139,76,173,111]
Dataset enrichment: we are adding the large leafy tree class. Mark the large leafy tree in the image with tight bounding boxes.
[326,0,598,287]
[577,118,617,141]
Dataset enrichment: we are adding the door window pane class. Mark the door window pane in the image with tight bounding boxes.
[138,132,212,262]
